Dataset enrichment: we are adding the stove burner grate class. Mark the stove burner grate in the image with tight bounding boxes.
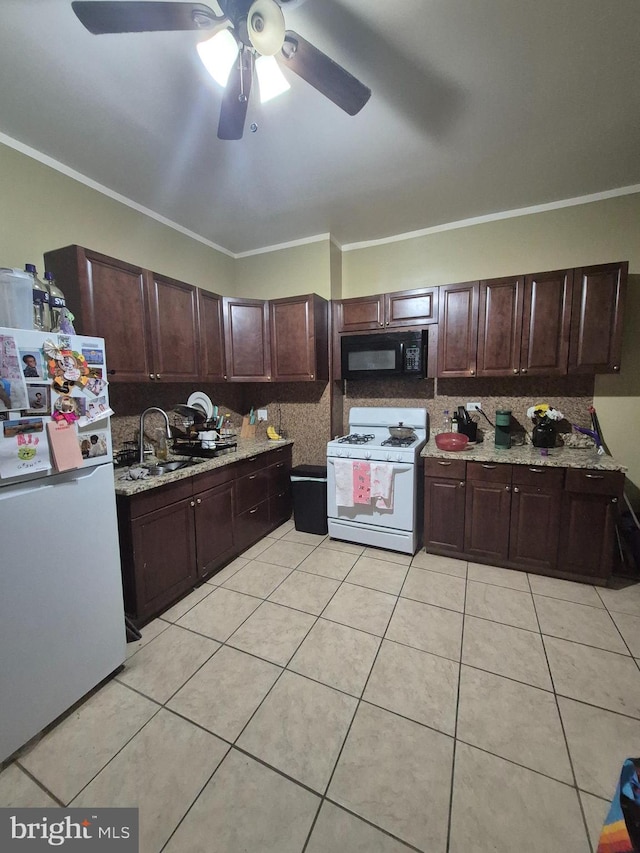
[338,433,376,445]
[382,436,416,448]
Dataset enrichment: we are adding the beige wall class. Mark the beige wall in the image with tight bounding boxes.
[234,239,331,300]
[0,142,235,294]
[341,194,640,295]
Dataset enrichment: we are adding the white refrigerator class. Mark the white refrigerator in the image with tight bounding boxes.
[0,327,126,763]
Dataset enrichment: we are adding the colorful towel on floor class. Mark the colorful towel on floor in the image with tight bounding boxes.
[598,758,640,852]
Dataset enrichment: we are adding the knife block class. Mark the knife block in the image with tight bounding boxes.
[240,417,256,439]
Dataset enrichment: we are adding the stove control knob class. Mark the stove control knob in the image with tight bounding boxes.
[386,453,392,462]
[396,453,402,462]
[365,451,371,460]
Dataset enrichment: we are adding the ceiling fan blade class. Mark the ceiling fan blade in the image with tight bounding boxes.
[218,52,253,140]
[71,1,223,35]
[280,30,370,116]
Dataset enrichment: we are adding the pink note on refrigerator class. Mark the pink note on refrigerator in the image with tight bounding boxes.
[46,421,83,471]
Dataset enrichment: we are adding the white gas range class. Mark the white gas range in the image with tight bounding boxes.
[326,407,429,554]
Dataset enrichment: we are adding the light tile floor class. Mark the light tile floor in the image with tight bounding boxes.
[3,518,640,852]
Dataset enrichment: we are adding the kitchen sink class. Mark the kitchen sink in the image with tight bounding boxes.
[145,459,206,477]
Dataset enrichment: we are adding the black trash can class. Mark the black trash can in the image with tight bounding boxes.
[290,465,328,535]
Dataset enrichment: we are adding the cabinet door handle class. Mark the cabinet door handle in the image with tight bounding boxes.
[196,498,202,505]
[505,485,511,491]
[248,474,257,480]
[149,373,155,380]
[528,467,544,473]
[613,365,620,371]
[190,500,195,507]
[459,481,465,487]
[248,456,257,462]
[513,486,519,493]
[521,368,528,374]
[470,369,476,375]
[513,368,519,374]
[276,463,284,468]
[108,369,117,376]
[611,497,618,503]
[482,464,497,469]
[310,373,314,379]
[249,507,258,514]
[585,473,604,480]
[437,461,452,466]
[156,374,161,380]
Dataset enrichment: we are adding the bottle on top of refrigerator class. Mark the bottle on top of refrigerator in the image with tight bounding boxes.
[44,271,66,333]
[442,410,452,433]
[25,263,51,331]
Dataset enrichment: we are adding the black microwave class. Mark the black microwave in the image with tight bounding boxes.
[341,330,427,380]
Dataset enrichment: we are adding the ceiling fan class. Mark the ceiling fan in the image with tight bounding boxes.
[71,0,371,139]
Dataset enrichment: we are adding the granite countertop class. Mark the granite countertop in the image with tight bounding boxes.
[421,438,627,472]
[113,438,294,497]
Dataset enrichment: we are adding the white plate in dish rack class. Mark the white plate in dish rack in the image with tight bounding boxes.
[187,392,213,420]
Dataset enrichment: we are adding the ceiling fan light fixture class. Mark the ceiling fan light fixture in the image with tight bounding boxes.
[255,54,290,103]
[247,0,285,56]
[197,27,239,88]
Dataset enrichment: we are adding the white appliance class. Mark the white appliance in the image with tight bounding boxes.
[0,327,126,763]
[327,407,428,554]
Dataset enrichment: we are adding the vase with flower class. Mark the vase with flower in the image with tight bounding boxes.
[526,403,564,448]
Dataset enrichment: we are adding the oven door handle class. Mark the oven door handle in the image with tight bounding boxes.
[327,459,412,474]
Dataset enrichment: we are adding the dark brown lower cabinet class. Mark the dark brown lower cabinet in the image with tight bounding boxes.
[464,463,512,563]
[508,467,563,573]
[423,459,624,585]
[558,468,624,583]
[424,458,466,553]
[118,446,292,625]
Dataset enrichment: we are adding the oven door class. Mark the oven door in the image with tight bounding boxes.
[327,457,416,530]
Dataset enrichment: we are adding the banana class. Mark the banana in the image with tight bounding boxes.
[267,425,282,440]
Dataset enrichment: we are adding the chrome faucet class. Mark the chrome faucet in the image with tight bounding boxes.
[138,407,172,463]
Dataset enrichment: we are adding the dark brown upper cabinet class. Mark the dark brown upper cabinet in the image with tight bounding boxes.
[437,281,479,377]
[569,262,627,373]
[147,272,200,382]
[222,296,272,381]
[197,289,225,382]
[334,287,438,333]
[270,294,328,382]
[477,270,573,377]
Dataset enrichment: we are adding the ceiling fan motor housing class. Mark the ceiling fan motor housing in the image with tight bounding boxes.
[247,0,285,55]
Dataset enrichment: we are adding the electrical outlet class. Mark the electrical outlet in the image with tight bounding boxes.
[257,408,268,421]
[466,402,481,411]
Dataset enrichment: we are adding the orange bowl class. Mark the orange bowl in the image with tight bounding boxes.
[435,432,469,451]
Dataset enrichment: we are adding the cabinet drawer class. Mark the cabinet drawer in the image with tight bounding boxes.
[512,465,564,489]
[424,457,467,480]
[269,460,291,496]
[467,462,512,483]
[235,470,268,515]
[127,478,194,519]
[565,468,625,497]
[234,500,270,551]
[233,454,266,478]
[193,464,235,492]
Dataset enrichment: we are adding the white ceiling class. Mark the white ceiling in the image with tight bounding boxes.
[1,0,639,255]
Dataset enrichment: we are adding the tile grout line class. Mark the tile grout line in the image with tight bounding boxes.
[528,573,595,853]
[445,560,469,853]
[299,558,411,853]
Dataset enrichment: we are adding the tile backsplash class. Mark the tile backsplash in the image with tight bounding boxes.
[109,373,596,468]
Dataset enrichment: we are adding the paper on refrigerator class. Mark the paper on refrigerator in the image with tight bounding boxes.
[0,417,51,478]
[0,334,29,412]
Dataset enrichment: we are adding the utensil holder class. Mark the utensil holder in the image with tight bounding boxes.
[241,417,256,438]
